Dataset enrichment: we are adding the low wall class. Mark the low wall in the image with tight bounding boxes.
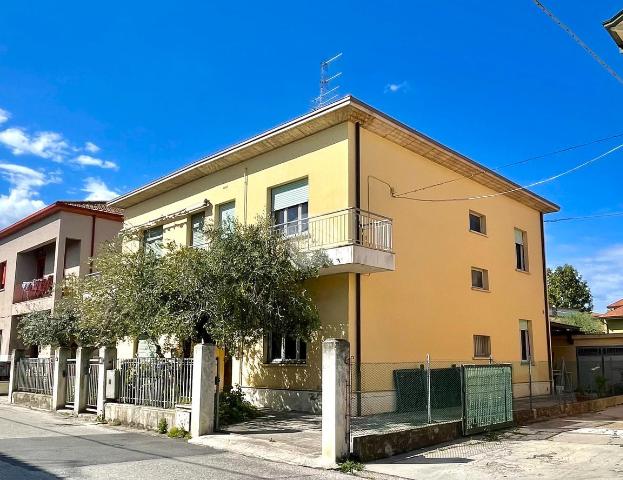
[105,403,176,431]
[242,387,322,414]
[514,394,623,425]
[11,392,53,411]
[352,420,463,462]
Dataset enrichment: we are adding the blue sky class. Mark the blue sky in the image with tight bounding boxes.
[0,1,622,310]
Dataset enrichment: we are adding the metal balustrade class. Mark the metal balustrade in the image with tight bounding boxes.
[273,207,393,253]
[117,357,193,409]
[16,357,54,395]
[87,359,101,409]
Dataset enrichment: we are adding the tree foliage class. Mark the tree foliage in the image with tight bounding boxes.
[19,217,325,352]
[547,264,593,312]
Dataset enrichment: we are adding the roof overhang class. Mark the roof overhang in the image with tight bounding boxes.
[0,202,123,242]
[109,96,559,213]
[604,10,623,50]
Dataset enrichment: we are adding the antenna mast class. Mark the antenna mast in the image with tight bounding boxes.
[313,53,342,110]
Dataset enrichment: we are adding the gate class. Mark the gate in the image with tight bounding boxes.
[462,364,513,435]
[66,359,76,406]
[87,358,101,410]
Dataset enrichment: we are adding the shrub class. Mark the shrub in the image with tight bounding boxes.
[338,460,364,474]
[218,385,260,426]
[167,426,190,439]
[157,418,168,434]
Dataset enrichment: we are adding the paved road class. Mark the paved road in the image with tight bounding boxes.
[0,399,348,479]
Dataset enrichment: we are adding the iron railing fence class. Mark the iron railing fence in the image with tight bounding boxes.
[116,357,193,409]
[0,361,10,381]
[66,359,76,404]
[16,357,54,395]
[273,207,393,253]
[87,359,101,408]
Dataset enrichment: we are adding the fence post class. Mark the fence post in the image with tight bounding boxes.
[322,339,350,464]
[74,347,92,414]
[97,346,116,418]
[190,343,218,438]
[528,355,533,410]
[52,347,70,410]
[426,354,432,424]
[8,349,24,403]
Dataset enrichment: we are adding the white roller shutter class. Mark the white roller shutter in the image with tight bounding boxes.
[271,179,309,211]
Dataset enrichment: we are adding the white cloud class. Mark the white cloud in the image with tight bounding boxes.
[84,141,100,153]
[0,163,58,228]
[72,154,118,170]
[0,127,69,162]
[384,81,409,94]
[550,243,623,312]
[82,177,119,201]
[0,108,10,124]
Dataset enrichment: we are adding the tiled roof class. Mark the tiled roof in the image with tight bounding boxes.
[57,201,124,216]
[607,298,623,309]
[596,305,623,319]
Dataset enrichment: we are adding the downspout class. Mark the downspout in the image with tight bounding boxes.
[89,215,96,274]
[243,167,249,225]
[355,122,362,416]
[540,212,554,394]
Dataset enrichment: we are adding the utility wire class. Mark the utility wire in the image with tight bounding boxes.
[394,143,623,203]
[531,0,623,85]
[394,131,623,196]
[545,211,623,223]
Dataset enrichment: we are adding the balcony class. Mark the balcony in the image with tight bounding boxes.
[13,275,54,303]
[274,208,395,274]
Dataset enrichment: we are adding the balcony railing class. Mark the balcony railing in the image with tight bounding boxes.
[13,275,54,303]
[273,208,393,253]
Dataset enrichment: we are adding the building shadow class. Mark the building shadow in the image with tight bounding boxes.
[0,451,62,479]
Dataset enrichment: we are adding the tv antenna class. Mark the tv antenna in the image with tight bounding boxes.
[312,53,342,110]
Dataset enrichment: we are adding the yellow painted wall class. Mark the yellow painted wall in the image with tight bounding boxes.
[607,319,623,333]
[359,127,550,393]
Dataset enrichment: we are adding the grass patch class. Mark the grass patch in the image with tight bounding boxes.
[338,459,364,474]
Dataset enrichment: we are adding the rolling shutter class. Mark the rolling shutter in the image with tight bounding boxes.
[271,179,309,211]
[219,201,236,225]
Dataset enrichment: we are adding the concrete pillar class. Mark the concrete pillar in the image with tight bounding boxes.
[190,343,218,438]
[8,349,24,403]
[52,347,70,410]
[322,339,350,464]
[97,347,116,417]
[73,347,91,414]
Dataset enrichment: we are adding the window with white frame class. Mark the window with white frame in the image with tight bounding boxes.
[271,179,309,236]
[219,201,236,228]
[190,212,205,247]
[144,226,164,256]
[471,267,489,290]
[469,211,486,234]
[473,335,491,358]
[265,332,307,364]
[519,320,532,362]
[515,228,528,271]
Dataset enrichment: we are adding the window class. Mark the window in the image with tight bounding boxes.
[515,228,528,271]
[271,179,309,236]
[0,261,6,290]
[520,320,532,362]
[469,211,486,234]
[471,267,489,290]
[265,332,307,364]
[190,212,205,246]
[219,201,236,227]
[144,226,164,256]
[473,335,491,358]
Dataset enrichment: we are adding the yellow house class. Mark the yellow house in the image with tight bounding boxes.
[109,96,559,411]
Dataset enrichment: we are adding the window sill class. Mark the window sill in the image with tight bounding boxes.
[469,229,488,237]
[520,360,535,366]
[515,268,530,275]
[473,356,491,360]
[263,361,307,366]
[471,287,490,293]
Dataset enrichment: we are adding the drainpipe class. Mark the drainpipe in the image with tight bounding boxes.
[540,212,554,395]
[355,122,362,416]
[89,215,96,274]
[243,167,249,225]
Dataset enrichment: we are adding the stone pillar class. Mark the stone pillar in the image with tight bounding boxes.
[190,343,218,438]
[52,347,70,410]
[97,346,116,417]
[322,339,350,464]
[8,349,24,403]
[73,347,91,414]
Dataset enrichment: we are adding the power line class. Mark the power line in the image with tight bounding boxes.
[394,131,623,197]
[394,143,623,203]
[531,0,623,85]
[545,211,623,223]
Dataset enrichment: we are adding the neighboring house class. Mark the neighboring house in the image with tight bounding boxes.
[0,202,123,360]
[604,10,623,51]
[109,96,559,410]
[595,299,623,333]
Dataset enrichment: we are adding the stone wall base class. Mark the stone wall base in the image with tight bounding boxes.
[242,387,322,414]
[12,392,53,411]
[514,394,623,425]
[105,403,176,431]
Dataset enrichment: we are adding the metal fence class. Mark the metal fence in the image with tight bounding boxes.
[16,357,54,395]
[87,359,101,409]
[117,357,193,409]
[66,359,76,404]
[274,207,393,253]
[0,361,10,382]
